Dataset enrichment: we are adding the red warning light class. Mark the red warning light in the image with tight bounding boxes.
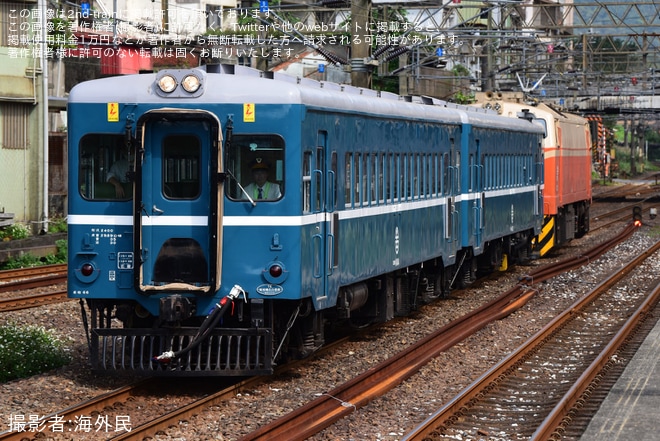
[632,206,643,226]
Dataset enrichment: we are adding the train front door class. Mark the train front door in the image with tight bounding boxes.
[134,111,221,294]
[306,132,337,308]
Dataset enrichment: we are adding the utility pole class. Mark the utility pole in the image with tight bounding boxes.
[161,0,169,34]
[350,0,371,88]
[630,118,637,176]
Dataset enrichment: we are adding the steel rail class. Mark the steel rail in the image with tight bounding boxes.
[0,380,153,441]
[403,232,659,440]
[238,289,538,441]
[532,266,660,440]
[0,290,68,312]
[528,222,636,282]
[0,264,67,282]
[0,265,67,293]
[237,223,639,441]
[1,225,635,441]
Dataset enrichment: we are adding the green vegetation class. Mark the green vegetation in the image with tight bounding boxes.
[0,224,30,241]
[452,90,476,104]
[649,225,660,238]
[0,239,67,270]
[606,122,660,177]
[0,323,71,382]
[48,217,68,234]
[0,218,67,269]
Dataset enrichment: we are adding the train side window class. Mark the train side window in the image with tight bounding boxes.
[303,151,312,212]
[485,154,491,190]
[513,155,518,187]
[441,153,448,195]
[421,154,426,198]
[401,154,408,201]
[356,153,363,207]
[513,155,517,187]
[394,153,401,202]
[432,153,438,197]
[510,155,515,187]
[417,153,422,199]
[513,155,516,187]
[379,153,385,205]
[412,153,418,200]
[385,153,395,204]
[426,153,432,198]
[314,147,323,212]
[370,153,376,206]
[362,153,370,207]
[78,134,132,201]
[455,151,461,193]
[344,153,353,209]
[407,154,412,200]
[226,134,284,202]
[492,155,496,189]
[360,153,368,207]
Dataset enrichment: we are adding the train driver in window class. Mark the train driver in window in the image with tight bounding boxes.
[107,147,132,198]
[244,158,281,201]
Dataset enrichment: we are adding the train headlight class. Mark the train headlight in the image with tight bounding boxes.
[263,261,288,284]
[181,74,201,93]
[157,74,178,93]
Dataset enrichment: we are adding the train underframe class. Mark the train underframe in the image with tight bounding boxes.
[555,200,591,244]
[82,230,535,377]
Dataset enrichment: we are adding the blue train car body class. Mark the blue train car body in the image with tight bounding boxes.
[67,66,544,376]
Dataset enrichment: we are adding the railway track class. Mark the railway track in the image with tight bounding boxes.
[0,380,154,441]
[590,202,654,234]
[0,215,647,440]
[0,264,67,293]
[403,231,660,440]
[235,223,640,441]
[593,182,660,201]
[0,336,351,441]
[0,223,640,441]
[0,290,68,312]
[0,264,69,311]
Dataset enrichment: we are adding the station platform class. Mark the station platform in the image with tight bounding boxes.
[580,310,660,440]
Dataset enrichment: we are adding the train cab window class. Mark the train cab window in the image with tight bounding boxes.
[226,134,284,202]
[78,134,133,201]
[162,135,201,199]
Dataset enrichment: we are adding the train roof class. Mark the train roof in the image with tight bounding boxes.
[471,95,588,125]
[68,65,544,134]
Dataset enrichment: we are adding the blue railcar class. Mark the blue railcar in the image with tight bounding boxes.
[67,65,544,376]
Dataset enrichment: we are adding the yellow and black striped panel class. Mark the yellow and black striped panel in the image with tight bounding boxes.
[535,215,556,257]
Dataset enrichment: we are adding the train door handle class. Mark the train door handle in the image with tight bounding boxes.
[152,205,164,215]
